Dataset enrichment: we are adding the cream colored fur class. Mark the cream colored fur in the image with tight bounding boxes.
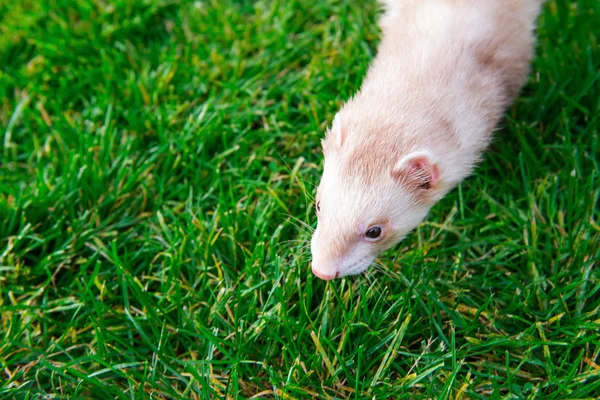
[310,0,542,280]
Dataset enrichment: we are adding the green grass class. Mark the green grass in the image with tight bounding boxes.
[1,0,599,398]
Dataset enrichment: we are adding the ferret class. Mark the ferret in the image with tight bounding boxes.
[310,0,542,280]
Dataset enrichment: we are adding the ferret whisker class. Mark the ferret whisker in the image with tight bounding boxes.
[293,251,311,260]
[279,242,311,254]
[375,267,400,283]
[283,214,315,234]
[286,247,313,263]
[364,268,393,307]
[373,259,401,281]
[363,272,374,289]
[364,270,386,301]
[272,151,317,204]
[370,266,393,289]
[276,239,311,247]
[363,270,375,287]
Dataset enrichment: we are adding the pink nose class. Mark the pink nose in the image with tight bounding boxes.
[312,267,337,281]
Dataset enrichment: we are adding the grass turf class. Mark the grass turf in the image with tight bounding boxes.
[1,0,599,398]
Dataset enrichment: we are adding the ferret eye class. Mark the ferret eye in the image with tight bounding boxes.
[365,227,382,240]
[316,201,321,213]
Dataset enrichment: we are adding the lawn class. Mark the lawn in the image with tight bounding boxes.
[1,0,599,398]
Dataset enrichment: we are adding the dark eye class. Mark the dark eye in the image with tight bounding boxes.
[365,227,382,240]
[316,201,321,213]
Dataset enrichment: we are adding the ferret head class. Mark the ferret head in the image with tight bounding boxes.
[310,114,442,280]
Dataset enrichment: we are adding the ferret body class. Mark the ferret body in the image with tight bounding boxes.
[310,0,542,280]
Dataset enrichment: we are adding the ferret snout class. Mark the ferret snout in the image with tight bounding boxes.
[311,251,345,280]
[310,227,374,280]
[310,228,343,280]
[311,244,337,280]
[311,266,338,281]
[311,252,374,281]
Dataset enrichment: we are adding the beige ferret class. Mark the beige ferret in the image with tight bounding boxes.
[310,0,542,280]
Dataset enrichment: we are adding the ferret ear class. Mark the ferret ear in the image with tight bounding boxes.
[328,113,347,148]
[391,151,440,191]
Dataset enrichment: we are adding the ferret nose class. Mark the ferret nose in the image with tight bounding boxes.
[312,267,337,281]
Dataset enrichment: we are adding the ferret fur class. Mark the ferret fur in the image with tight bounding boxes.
[310,0,542,280]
